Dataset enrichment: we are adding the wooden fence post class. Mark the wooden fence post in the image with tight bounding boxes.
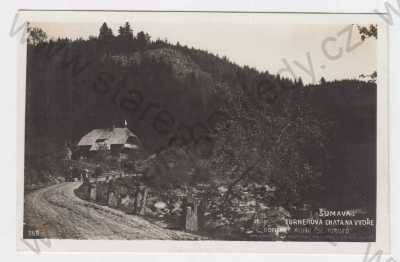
[139,188,148,215]
[90,183,97,201]
[185,201,199,232]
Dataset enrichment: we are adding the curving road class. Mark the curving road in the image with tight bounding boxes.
[24,182,203,240]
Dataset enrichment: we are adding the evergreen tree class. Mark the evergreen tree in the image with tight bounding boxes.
[136,31,150,50]
[27,26,47,45]
[98,22,114,40]
[118,22,134,40]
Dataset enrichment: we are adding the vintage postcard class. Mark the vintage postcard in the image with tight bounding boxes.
[16,11,390,253]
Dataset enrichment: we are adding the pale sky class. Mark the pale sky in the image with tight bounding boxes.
[32,15,377,84]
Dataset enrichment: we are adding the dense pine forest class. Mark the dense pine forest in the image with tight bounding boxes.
[24,22,377,240]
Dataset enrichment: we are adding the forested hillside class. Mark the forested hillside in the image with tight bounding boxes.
[24,22,377,239]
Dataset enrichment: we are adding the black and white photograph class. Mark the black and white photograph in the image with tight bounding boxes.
[18,11,389,248]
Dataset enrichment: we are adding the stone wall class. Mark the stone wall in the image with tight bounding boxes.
[75,178,149,216]
[75,178,201,233]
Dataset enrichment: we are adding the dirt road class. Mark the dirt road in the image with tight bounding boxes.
[24,182,203,240]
